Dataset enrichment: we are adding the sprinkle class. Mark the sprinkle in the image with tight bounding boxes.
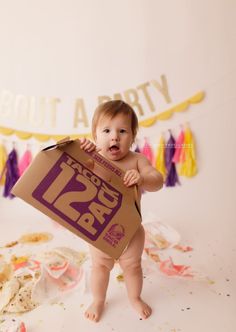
[5,241,18,248]
[116,274,124,282]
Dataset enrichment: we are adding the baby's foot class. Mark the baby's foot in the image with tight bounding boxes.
[84,300,105,322]
[131,298,152,319]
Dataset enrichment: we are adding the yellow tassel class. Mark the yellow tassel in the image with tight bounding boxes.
[179,127,197,177]
[0,143,7,185]
[155,135,166,179]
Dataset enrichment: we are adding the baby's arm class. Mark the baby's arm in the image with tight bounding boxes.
[138,155,163,191]
[124,154,163,192]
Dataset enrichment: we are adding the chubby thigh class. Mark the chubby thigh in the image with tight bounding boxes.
[119,225,145,270]
[89,225,145,269]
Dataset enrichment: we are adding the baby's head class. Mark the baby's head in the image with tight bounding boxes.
[91,100,139,161]
[92,100,138,141]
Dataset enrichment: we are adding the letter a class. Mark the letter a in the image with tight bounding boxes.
[88,202,112,224]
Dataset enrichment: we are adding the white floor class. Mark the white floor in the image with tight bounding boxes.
[0,197,235,332]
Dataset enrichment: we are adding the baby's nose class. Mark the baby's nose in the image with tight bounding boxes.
[111,132,119,141]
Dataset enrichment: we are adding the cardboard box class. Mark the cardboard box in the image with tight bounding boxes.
[12,138,141,259]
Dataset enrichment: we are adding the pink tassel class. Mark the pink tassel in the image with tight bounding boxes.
[19,150,32,176]
[172,130,185,163]
[141,138,154,165]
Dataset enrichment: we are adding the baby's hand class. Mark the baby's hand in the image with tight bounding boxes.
[123,169,143,187]
[79,138,98,152]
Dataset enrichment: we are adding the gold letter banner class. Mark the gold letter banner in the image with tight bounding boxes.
[0,91,204,142]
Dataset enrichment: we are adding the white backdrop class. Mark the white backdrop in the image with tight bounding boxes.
[0,0,235,236]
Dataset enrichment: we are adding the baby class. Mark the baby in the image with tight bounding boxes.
[80,100,163,322]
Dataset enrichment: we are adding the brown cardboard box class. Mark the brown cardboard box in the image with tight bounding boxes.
[12,138,141,259]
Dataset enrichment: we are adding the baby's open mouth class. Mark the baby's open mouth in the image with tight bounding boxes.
[109,145,120,152]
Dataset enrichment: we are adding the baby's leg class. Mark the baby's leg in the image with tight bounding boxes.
[84,245,114,322]
[119,225,152,319]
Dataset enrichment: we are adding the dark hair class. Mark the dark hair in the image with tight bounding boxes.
[92,100,138,139]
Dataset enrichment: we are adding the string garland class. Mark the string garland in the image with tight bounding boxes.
[0,122,198,197]
[0,90,203,196]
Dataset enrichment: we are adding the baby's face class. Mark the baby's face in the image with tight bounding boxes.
[95,113,134,161]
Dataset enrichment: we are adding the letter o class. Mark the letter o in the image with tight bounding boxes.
[91,175,101,187]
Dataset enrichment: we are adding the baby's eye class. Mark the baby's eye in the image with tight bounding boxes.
[103,128,110,133]
[120,129,127,133]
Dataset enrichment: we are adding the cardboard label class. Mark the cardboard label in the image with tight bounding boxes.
[11,139,141,259]
[32,152,122,241]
